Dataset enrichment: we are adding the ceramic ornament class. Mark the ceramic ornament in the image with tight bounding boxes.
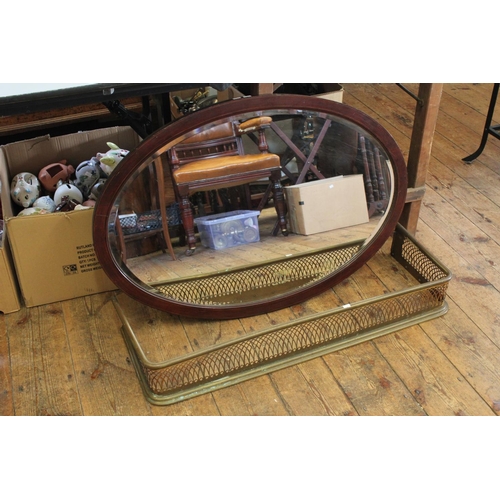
[96,142,129,176]
[33,196,57,213]
[10,172,41,208]
[74,158,102,198]
[17,207,50,216]
[55,196,80,212]
[38,161,75,192]
[53,180,83,206]
[88,179,107,201]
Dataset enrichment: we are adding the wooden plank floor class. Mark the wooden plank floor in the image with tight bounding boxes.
[2,83,500,416]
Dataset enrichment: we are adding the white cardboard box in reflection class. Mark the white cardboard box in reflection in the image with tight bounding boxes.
[285,175,369,236]
[0,126,140,308]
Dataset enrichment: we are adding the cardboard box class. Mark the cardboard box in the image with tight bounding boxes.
[0,126,141,307]
[0,153,22,313]
[216,85,245,102]
[285,175,369,236]
[0,219,21,313]
[170,86,246,119]
[0,244,21,313]
[170,87,222,120]
[315,83,344,103]
[169,88,201,120]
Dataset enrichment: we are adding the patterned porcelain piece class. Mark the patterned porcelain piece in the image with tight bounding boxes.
[10,172,41,208]
[17,207,50,216]
[74,157,102,198]
[53,180,83,206]
[96,142,129,176]
[33,196,57,213]
[88,179,107,201]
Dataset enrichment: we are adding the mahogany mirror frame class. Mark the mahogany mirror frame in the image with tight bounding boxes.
[93,94,408,319]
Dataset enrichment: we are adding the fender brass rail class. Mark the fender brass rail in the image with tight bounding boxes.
[113,224,451,406]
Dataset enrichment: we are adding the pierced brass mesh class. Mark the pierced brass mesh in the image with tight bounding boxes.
[151,243,362,304]
[141,285,448,395]
[400,234,449,282]
[117,226,451,404]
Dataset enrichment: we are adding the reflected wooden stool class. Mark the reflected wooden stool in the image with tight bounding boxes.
[168,117,288,255]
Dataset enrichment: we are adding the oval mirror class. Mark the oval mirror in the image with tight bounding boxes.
[94,94,407,319]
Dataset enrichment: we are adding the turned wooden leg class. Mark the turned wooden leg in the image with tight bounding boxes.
[179,193,197,255]
[153,157,176,261]
[115,215,127,264]
[270,172,288,236]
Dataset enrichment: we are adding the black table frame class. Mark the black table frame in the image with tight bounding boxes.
[0,83,230,139]
[462,83,500,162]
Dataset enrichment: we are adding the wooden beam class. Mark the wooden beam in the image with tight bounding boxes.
[399,83,443,234]
[405,186,427,203]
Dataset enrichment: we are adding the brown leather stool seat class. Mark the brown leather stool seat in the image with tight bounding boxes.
[173,153,281,186]
[168,117,288,255]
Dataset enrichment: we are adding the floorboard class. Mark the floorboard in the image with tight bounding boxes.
[2,83,500,416]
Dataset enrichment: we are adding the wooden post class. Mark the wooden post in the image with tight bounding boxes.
[398,83,443,235]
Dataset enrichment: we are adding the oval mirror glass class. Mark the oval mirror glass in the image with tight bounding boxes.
[94,94,407,319]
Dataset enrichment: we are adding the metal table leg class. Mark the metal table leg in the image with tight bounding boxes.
[462,83,500,163]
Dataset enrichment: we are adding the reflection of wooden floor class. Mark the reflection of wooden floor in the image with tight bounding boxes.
[126,207,383,284]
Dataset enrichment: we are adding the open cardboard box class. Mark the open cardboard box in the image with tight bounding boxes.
[0,126,141,308]
[285,175,369,235]
[169,86,243,120]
